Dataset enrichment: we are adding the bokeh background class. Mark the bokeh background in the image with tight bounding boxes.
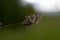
[0,0,60,40]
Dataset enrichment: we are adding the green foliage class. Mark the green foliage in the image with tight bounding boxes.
[1,0,60,40]
[0,0,35,25]
[0,16,60,40]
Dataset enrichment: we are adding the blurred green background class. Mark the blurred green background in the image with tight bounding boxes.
[0,0,35,25]
[0,0,60,40]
